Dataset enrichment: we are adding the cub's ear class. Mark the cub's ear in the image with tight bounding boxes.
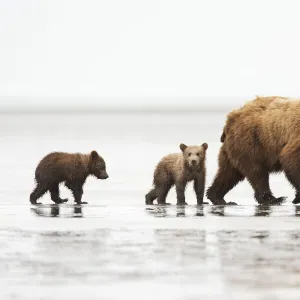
[180,143,187,152]
[91,150,99,160]
[201,143,208,151]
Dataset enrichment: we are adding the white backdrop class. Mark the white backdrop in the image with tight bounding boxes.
[0,0,300,110]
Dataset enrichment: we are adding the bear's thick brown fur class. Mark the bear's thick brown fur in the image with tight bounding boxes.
[207,96,300,205]
[145,143,208,205]
[30,150,109,205]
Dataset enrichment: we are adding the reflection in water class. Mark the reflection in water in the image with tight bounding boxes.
[31,205,83,218]
[146,205,206,218]
[176,205,186,217]
[50,205,60,217]
[295,206,300,217]
[210,206,225,216]
[251,230,270,241]
[73,206,83,218]
[145,204,296,218]
[254,205,272,217]
[195,205,204,217]
[145,206,168,218]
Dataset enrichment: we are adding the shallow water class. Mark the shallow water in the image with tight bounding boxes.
[1,113,300,299]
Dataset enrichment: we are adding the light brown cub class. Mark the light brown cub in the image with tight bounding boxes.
[145,143,208,205]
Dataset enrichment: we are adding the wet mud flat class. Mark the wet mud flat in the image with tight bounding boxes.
[1,112,300,299]
[1,204,300,300]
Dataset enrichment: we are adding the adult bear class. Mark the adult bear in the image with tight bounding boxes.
[207,96,300,205]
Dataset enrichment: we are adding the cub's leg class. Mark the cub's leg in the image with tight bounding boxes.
[152,166,173,205]
[30,183,48,204]
[156,185,172,205]
[145,189,157,205]
[175,182,187,205]
[194,173,208,205]
[49,184,68,204]
[65,181,87,204]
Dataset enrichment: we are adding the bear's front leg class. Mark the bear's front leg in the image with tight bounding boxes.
[73,186,88,205]
[194,174,208,205]
[49,184,68,204]
[65,181,88,205]
[176,182,188,205]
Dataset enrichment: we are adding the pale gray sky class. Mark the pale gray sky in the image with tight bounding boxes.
[0,0,300,110]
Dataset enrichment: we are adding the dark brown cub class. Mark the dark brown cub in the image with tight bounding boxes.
[29,150,108,205]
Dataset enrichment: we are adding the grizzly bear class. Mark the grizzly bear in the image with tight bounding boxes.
[145,143,208,205]
[207,96,300,205]
[30,150,109,205]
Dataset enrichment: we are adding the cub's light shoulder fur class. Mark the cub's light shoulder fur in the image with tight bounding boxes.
[146,142,208,205]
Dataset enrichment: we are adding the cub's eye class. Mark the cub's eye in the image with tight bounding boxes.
[196,153,200,156]
[188,153,191,157]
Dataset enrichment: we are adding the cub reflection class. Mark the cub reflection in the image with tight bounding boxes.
[176,205,185,217]
[195,205,204,217]
[210,206,225,216]
[145,205,206,218]
[145,206,168,218]
[31,205,83,218]
[294,205,300,217]
[50,205,60,217]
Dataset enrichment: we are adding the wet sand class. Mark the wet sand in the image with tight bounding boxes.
[1,204,300,300]
[0,113,299,299]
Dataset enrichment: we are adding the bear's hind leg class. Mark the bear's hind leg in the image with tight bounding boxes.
[206,146,244,205]
[280,144,300,204]
[49,184,68,204]
[157,185,171,205]
[30,183,47,204]
[246,169,285,204]
[145,189,157,205]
